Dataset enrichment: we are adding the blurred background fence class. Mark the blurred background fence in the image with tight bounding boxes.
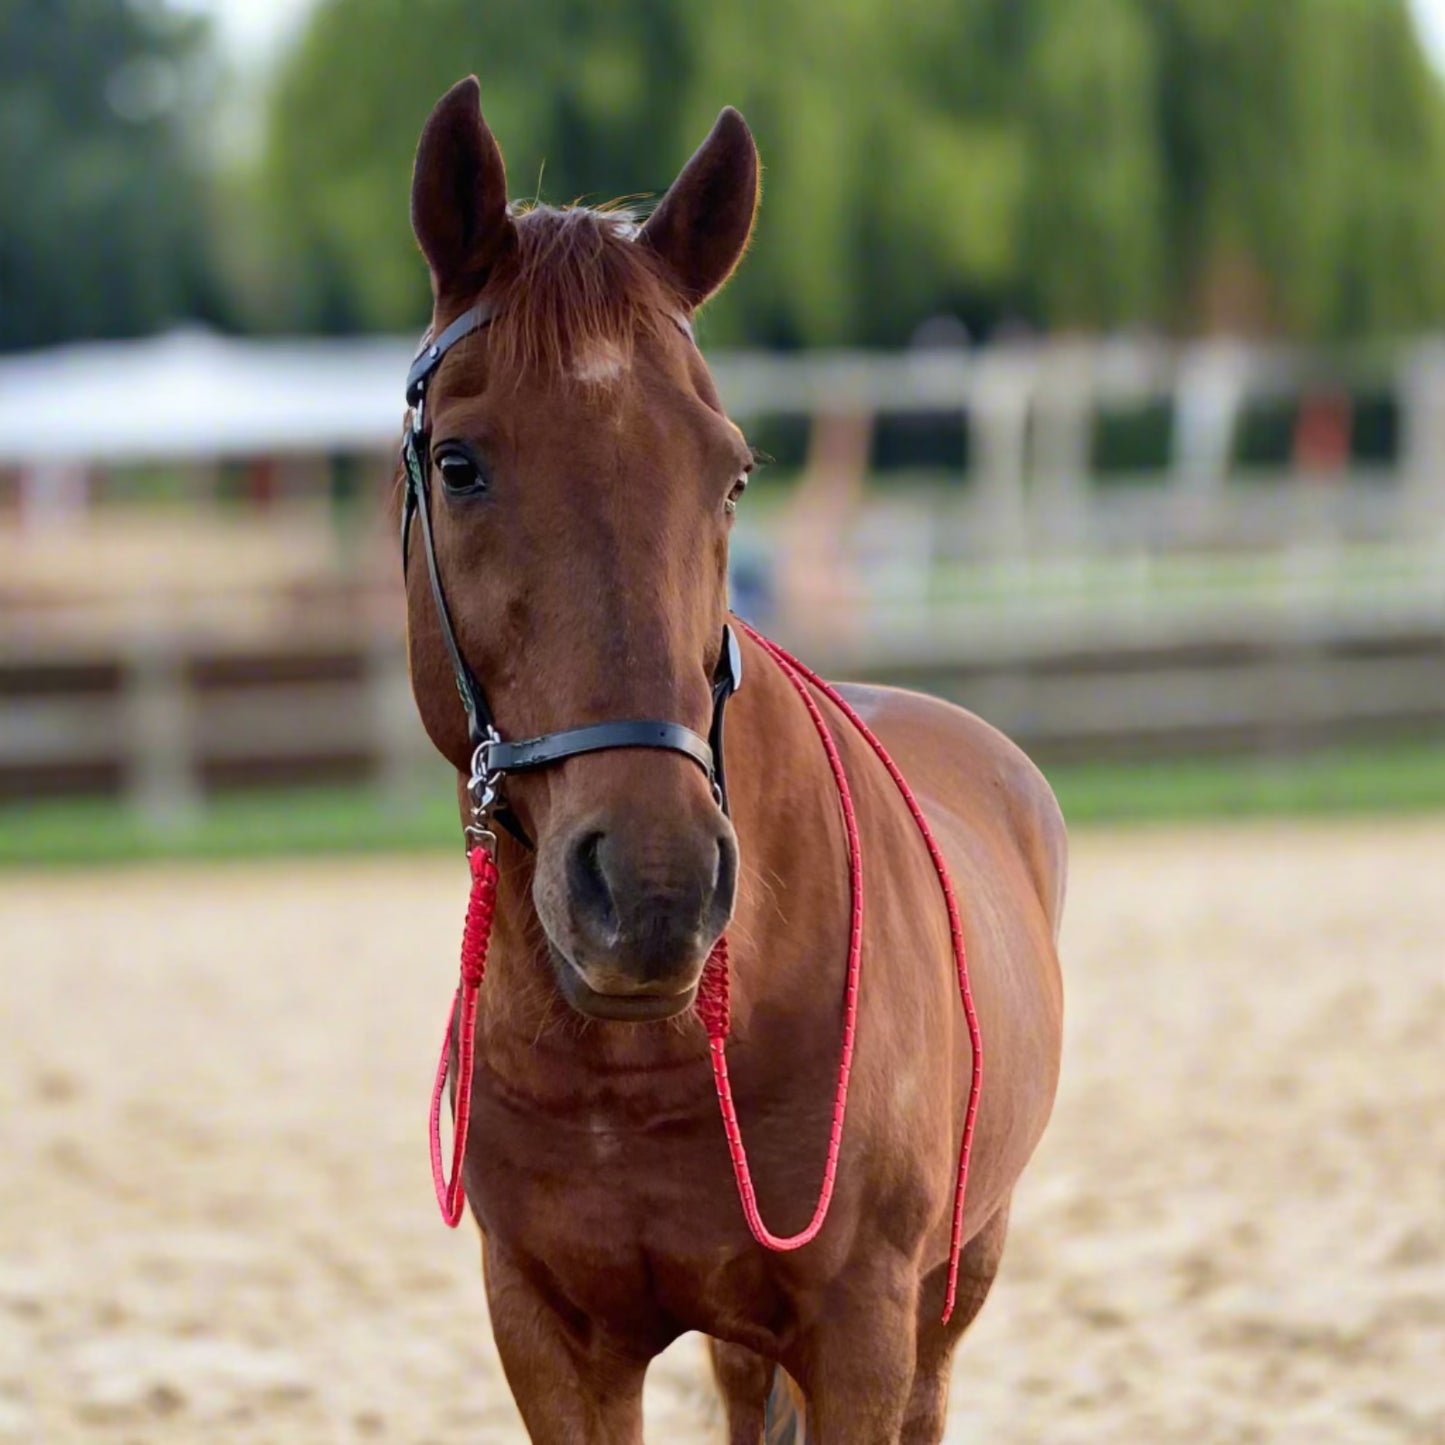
[6,330,1445,823]
[6,0,1445,835]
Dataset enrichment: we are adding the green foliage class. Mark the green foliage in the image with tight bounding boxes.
[0,0,223,350]
[1154,0,1445,334]
[8,0,1445,349]
[250,0,1445,346]
[1019,0,1164,327]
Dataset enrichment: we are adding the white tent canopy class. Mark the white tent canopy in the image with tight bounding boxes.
[0,328,417,466]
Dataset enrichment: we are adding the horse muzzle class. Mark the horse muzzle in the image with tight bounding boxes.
[537,816,738,1021]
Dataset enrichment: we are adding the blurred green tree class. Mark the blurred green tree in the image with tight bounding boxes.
[258,0,1048,344]
[1155,0,1445,335]
[0,0,223,351]
[256,0,1445,344]
[10,0,1445,348]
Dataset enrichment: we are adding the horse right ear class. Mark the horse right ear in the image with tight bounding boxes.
[639,107,760,310]
[411,77,514,302]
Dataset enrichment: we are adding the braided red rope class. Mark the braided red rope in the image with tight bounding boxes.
[732,623,983,1324]
[429,843,499,1226]
[427,629,982,1323]
[694,634,864,1253]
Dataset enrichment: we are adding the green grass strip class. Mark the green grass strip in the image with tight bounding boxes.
[3,739,1445,868]
[0,788,461,868]
[1046,738,1445,824]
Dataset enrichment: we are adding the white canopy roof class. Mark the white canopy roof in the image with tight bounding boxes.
[0,328,417,465]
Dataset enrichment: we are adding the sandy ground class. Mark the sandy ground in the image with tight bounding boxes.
[2,822,1442,1443]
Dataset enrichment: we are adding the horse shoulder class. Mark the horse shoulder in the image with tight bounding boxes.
[834,682,1068,939]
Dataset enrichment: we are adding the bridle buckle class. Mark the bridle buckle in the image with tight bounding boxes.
[465,731,503,852]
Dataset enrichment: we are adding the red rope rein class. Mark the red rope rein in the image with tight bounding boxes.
[427,628,982,1323]
[734,625,983,1323]
[428,843,498,1227]
[694,630,865,1253]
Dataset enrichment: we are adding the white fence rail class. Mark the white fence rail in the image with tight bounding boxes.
[4,332,1445,817]
[4,332,1445,557]
[5,590,1445,822]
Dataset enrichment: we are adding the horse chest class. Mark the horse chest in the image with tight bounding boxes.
[468,1067,724,1243]
[462,1064,794,1334]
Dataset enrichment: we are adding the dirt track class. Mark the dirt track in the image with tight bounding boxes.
[3,822,1443,1443]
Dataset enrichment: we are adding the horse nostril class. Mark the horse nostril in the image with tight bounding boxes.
[567,830,618,945]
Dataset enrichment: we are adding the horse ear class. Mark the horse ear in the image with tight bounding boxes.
[639,107,760,310]
[411,76,513,301]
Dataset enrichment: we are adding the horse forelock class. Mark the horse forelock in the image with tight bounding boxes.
[485,204,680,380]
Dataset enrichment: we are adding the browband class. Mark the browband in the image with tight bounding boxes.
[406,300,498,410]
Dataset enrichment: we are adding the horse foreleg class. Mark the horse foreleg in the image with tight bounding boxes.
[708,1340,807,1444]
[482,1238,647,1445]
[791,1255,918,1443]
[901,1202,1012,1445]
[708,1339,775,1443]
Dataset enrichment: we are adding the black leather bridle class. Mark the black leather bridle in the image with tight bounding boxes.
[400,300,743,848]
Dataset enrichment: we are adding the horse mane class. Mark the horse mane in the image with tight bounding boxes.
[485,204,681,377]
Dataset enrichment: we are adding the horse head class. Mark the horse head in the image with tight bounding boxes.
[404,77,760,1021]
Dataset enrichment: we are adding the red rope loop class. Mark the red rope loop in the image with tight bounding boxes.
[694,633,864,1254]
[732,623,983,1324]
[429,844,499,1227]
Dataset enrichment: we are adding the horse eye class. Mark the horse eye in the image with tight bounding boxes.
[436,448,488,495]
[724,474,748,516]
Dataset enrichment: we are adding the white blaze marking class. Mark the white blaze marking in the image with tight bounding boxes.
[587,1113,621,1161]
[572,339,628,384]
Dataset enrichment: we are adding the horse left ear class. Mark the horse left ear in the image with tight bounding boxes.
[411,76,514,302]
[639,108,760,310]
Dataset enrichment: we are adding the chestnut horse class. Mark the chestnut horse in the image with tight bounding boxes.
[400,77,1065,1443]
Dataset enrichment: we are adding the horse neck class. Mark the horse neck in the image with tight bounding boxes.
[717,632,855,1031]
[478,627,852,1064]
